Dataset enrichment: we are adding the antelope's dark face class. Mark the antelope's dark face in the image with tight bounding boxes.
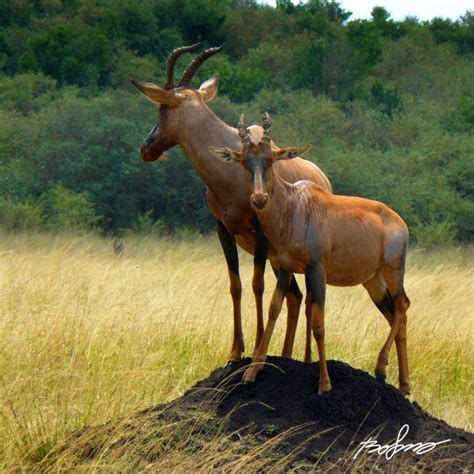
[241,142,273,209]
[139,105,176,162]
[209,113,311,211]
[131,44,223,162]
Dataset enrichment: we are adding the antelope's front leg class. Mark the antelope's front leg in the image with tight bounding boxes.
[243,269,292,382]
[217,221,244,363]
[252,219,269,357]
[306,263,331,394]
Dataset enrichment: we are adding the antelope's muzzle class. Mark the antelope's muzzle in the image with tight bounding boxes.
[251,193,269,209]
[139,143,156,162]
[140,123,159,161]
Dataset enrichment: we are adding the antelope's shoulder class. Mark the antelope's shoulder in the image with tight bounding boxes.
[292,179,331,199]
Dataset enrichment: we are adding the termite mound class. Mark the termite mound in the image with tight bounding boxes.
[59,357,473,471]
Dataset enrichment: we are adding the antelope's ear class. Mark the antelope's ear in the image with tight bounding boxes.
[208,146,241,163]
[199,75,219,102]
[131,80,184,107]
[274,144,312,161]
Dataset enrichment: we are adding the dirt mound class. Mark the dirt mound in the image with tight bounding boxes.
[62,357,473,471]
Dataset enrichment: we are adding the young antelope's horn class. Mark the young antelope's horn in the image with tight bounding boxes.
[178,44,224,87]
[238,113,251,145]
[262,112,272,144]
[165,43,200,89]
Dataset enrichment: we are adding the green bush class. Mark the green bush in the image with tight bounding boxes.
[109,48,160,89]
[43,185,100,231]
[0,197,43,231]
[135,210,166,236]
[458,95,474,130]
[28,24,110,87]
[207,56,268,102]
[0,72,58,114]
[173,225,202,241]
[412,219,457,248]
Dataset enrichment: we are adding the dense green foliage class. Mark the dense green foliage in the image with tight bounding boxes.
[0,0,473,244]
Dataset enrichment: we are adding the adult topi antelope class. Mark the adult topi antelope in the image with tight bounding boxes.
[209,113,411,395]
[131,45,332,365]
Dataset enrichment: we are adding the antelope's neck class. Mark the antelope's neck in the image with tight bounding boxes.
[176,103,244,199]
[256,174,297,245]
[256,173,324,274]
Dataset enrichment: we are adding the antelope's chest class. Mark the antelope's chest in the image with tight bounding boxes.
[207,189,254,236]
[222,211,254,237]
[272,238,310,274]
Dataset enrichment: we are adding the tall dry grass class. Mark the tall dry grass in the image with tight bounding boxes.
[0,232,472,470]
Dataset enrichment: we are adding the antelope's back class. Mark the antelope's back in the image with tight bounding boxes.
[275,157,332,193]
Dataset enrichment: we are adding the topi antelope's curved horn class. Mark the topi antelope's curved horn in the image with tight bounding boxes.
[238,113,251,145]
[178,44,224,87]
[165,43,200,89]
[262,112,272,144]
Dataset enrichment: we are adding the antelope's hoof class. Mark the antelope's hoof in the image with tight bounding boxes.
[242,369,257,383]
[318,381,332,395]
[375,373,387,383]
[399,382,410,396]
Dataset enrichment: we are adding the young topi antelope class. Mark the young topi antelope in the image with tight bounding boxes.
[209,113,411,395]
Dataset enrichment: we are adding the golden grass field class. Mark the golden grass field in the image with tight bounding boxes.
[0,231,472,471]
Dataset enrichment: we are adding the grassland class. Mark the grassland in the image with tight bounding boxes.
[0,232,472,471]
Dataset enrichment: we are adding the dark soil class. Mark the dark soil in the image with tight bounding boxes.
[63,357,474,472]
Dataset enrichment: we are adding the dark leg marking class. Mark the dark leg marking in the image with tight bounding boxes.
[252,217,269,268]
[216,220,243,364]
[289,276,303,300]
[305,263,331,393]
[375,289,395,319]
[271,264,302,299]
[252,218,269,353]
[277,268,292,294]
[217,220,239,275]
[281,274,303,358]
[305,263,326,308]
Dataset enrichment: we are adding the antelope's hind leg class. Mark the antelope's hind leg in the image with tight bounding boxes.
[382,262,410,395]
[217,221,244,364]
[304,292,313,363]
[394,291,410,395]
[363,273,394,382]
[364,269,410,395]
